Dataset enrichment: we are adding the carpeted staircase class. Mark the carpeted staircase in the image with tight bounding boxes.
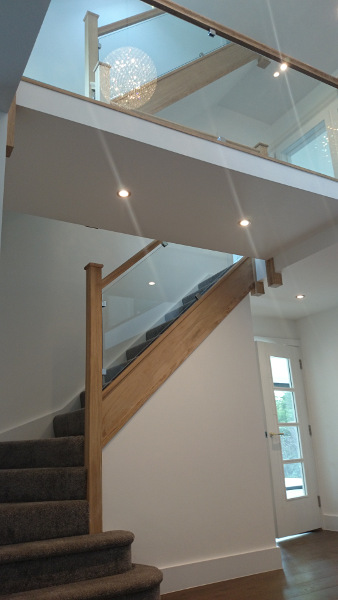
[0,264,234,597]
[53,265,233,438]
[0,435,162,598]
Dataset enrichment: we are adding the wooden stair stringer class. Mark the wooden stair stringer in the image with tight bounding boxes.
[101,257,255,446]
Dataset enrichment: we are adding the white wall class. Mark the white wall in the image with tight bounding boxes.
[298,306,338,531]
[102,296,281,593]
[251,314,299,341]
[0,211,149,440]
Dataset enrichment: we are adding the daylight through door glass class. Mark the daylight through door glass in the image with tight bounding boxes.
[270,356,307,500]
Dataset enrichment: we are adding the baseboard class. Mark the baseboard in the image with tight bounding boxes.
[160,546,282,594]
[323,514,338,531]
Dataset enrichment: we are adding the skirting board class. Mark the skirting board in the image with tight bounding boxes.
[160,546,282,594]
[323,514,338,531]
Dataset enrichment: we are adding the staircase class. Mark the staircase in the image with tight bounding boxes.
[0,436,162,598]
[54,265,233,438]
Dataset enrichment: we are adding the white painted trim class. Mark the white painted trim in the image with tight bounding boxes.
[254,336,301,347]
[323,514,338,531]
[160,546,282,594]
[17,81,338,200]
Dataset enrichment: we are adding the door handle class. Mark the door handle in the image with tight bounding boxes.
[269,432,285,438]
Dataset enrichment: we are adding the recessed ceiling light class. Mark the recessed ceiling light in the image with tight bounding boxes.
[296,294,305,300]
[273,71,280,78]
[239,218,251,227]
[148,281,156,286]
[280,62,288,71]
[117,189,131,198]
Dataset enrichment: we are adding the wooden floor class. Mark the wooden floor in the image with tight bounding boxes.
[161,530,338,600]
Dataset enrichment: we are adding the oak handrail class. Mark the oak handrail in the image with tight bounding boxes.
[101,240,162,289]
[142,0,338,89]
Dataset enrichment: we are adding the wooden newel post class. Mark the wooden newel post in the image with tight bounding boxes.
[84,262,103,533]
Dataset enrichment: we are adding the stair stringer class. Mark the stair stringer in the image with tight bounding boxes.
[101,257,255,446]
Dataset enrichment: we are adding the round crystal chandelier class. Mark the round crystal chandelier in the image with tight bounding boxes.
[104,46,157,109]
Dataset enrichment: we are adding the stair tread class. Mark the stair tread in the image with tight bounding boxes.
[0,530,134,564]
[0,436,84,469]
[0,563,163,599]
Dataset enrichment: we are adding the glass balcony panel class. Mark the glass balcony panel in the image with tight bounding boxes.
[102,242,237,386]
[23,0,338,179]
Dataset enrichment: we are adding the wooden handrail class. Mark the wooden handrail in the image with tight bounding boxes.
[101,240,162,289]
[98,9,164,37]
[142,0,338,89]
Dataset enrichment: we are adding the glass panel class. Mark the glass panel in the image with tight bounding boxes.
[270,356,292,388]
[99,13,228,108]
[102,242,237,387]
[274,391,297,423]
[284,462,306,499]
[283,121,335,177]
[280,426,302,460]
[23,0,338,179]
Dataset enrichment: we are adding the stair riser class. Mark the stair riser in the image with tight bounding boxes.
[53,410,85,438]
[0,546,132,594]
[0,437,84,469]
[0,501,89,545]
[0,584,161,600]
[0,468,86,503]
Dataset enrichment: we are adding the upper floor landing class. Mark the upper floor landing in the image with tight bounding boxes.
[3,0,338,267]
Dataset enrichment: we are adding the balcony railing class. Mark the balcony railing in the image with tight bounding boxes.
[23,0,338,179]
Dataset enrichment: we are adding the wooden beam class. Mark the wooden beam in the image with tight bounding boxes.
[266,257,283,288]
[98,9,164,37]
[6,96,16,158]
[251,280,265,296]
[113,43,257,114]
[101,258,255,446]
[84,262,103,533]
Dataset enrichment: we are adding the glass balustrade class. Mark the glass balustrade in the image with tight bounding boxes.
[102,242,238,387]
[23,0,338,179]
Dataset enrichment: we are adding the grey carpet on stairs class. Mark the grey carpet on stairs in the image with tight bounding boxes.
[0,434,162,598]
[0,531,134,594]
[0,466,87,502]
[0,499,89,545]
[0,436,84,468]
[0,564,162,599]
[53,409,85,438]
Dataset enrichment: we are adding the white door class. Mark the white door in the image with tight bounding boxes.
[257,342,322,538]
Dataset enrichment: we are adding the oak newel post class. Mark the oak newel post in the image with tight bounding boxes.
[84,262,103,533]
